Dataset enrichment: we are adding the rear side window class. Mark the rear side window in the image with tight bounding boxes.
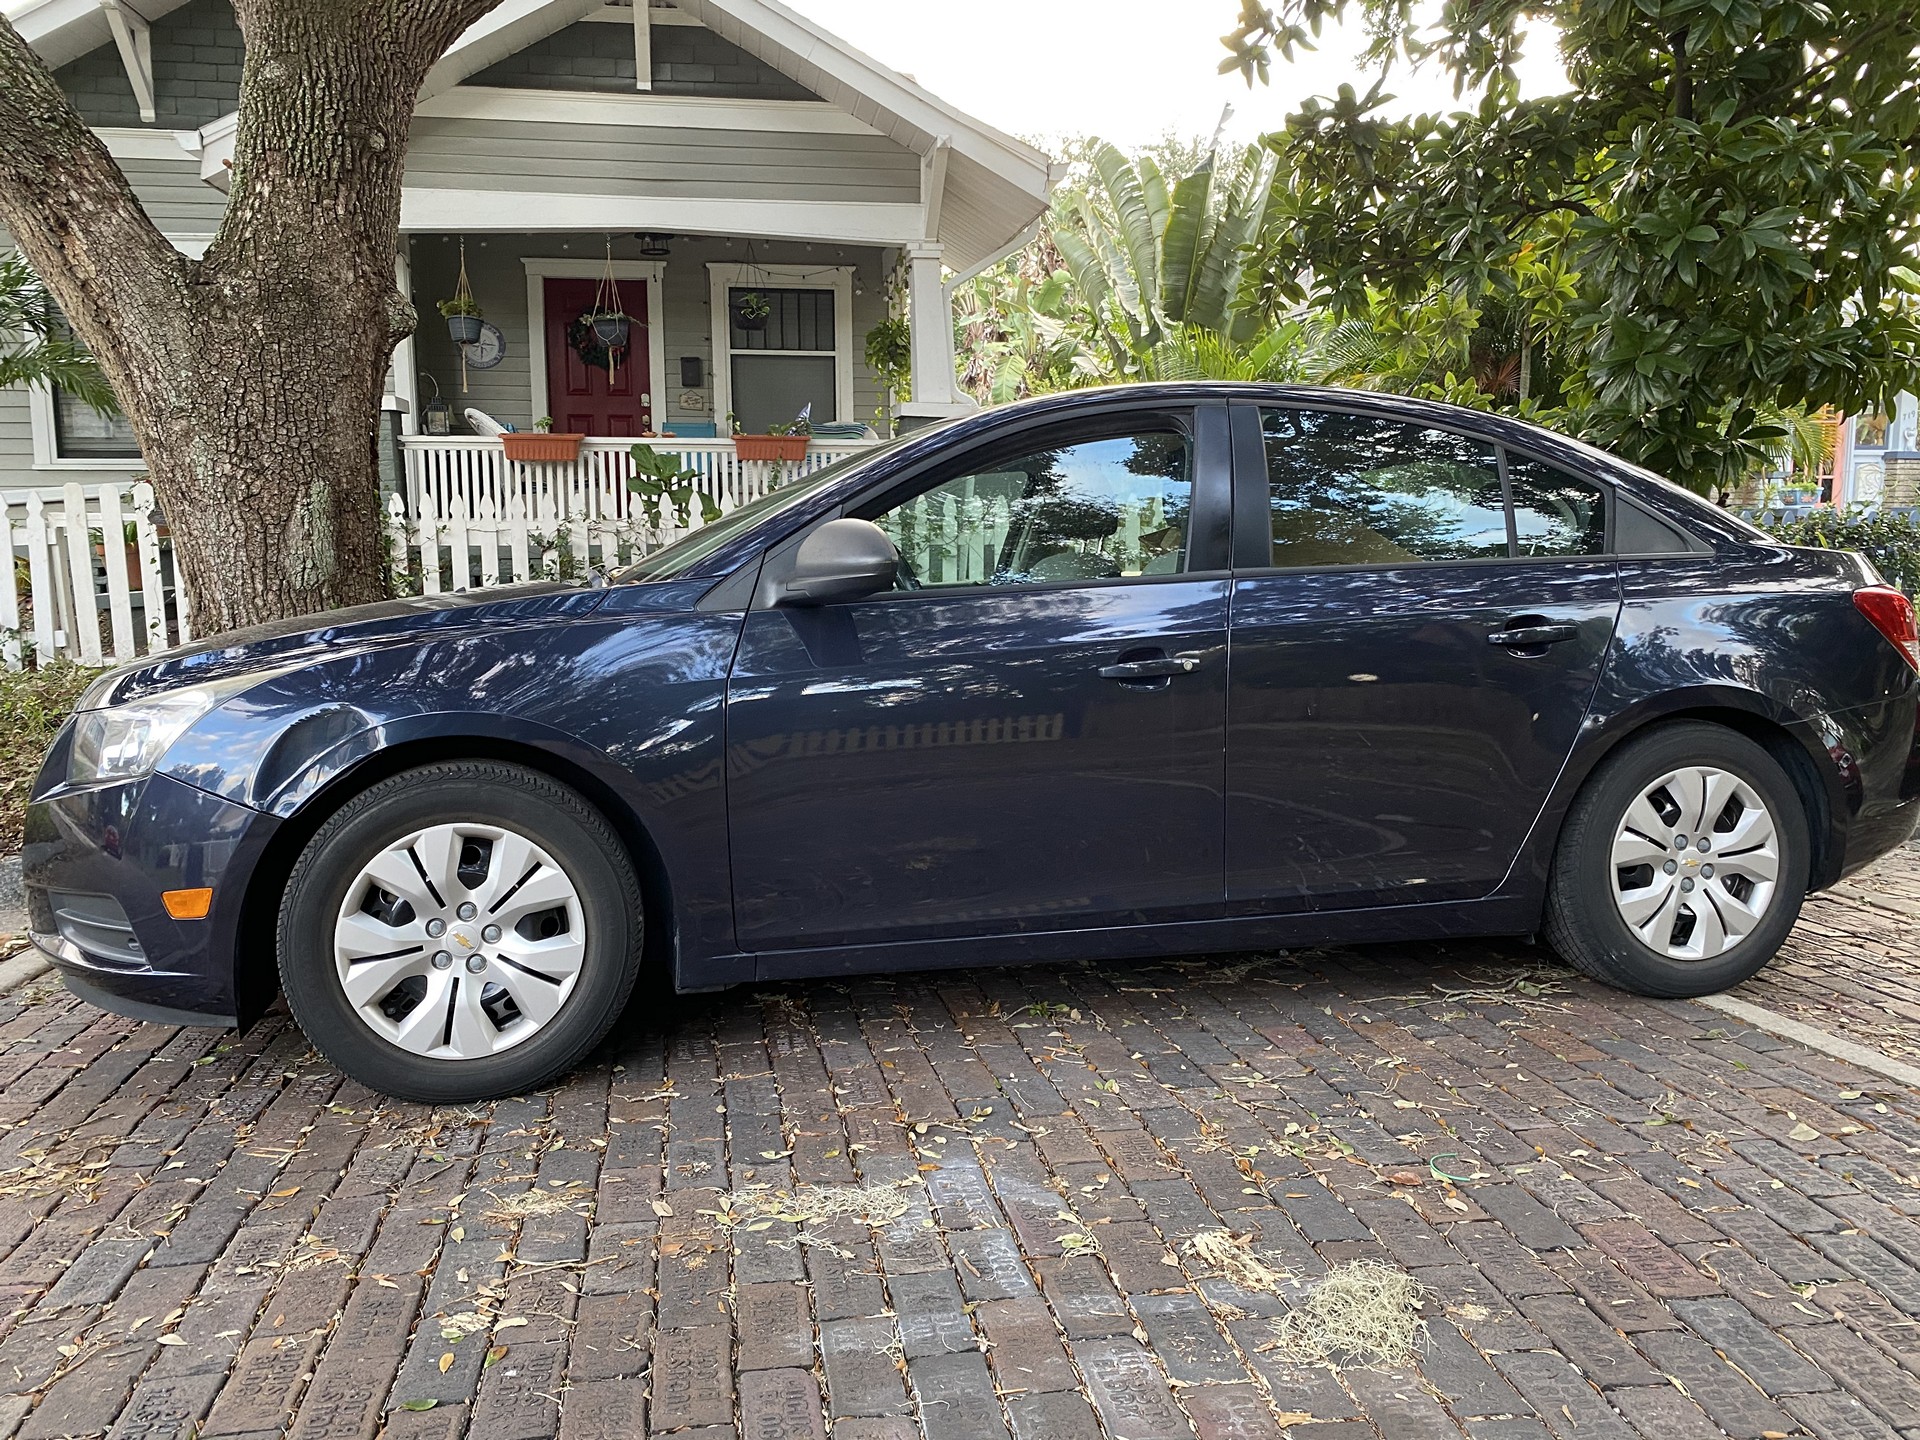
[1505,452,1607,556]
[1260,408,1508,566]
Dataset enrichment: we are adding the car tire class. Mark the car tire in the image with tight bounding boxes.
[1544,722,1809,997]
[278,761,643,1102]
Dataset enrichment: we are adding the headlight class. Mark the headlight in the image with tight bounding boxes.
[68,690,226,786]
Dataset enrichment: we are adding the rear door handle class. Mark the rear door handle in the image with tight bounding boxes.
[1099,654,1202,680]
[1487,622,1579,648]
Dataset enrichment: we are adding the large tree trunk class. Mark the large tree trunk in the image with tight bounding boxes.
[0,1,503,634]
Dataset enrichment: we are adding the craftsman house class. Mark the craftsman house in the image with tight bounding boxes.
[1,0,1055,510]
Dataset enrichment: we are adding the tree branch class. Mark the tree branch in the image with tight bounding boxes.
[0,17,191,407]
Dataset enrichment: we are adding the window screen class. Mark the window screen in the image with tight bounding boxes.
[1260,409,1507,566]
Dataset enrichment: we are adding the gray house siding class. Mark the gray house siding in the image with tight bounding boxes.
[0,386,37,482]
[117,155,228,235]
[406,233,889,435]
[404,118,920,203]
[469,20,816,100]
[52,0,244,129]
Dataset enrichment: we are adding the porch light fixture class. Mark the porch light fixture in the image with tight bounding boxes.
[637,233,673,257]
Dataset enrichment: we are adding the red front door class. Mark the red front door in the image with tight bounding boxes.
[543,277,651,435]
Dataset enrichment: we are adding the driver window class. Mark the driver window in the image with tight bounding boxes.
[869,429,1193,589]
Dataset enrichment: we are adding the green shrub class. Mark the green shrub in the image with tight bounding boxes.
[1752,508,1920,593]
[0,663,91,855]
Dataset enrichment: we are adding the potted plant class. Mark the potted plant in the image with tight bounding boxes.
[91,519,146,592]
[438,295,483,345]
[502,418,586,463]
[732,290,772,332]
[734,411,812,463]
[587,310,631,349]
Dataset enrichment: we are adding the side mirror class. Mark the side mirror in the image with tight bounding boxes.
[775,518,900,606]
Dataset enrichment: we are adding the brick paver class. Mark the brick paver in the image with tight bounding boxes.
[0,876,1916,1436]
[1735,847,1920,1060]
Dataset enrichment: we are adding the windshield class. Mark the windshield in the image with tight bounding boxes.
[616,440,906,583]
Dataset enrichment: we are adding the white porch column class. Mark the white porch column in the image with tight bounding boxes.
[896,239,976,427]
[392,241,420,436]
[1893,390,1919,453]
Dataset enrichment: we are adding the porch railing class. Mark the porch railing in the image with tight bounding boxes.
[399,435,877,526]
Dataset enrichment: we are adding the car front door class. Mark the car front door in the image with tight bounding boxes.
[725,405,1232,956]
[1225,403,1622,914]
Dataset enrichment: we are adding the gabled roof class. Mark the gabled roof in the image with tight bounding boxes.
[5,0,192,68]
[671,0,1054,272]
[13,0,1055,273]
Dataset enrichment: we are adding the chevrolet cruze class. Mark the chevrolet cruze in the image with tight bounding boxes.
[24,385,1920,1100]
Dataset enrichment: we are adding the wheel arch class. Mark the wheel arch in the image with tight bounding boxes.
[234,733,678,1027]
[1559,691,1845,896]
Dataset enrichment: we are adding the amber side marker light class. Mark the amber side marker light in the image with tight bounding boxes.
[162,888,214,920]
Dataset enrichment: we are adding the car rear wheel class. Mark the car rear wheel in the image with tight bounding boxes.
[1544,722,1809,996]
[278,761,643,1102]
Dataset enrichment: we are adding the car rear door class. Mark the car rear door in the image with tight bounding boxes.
[725,403,1233,955]
[1224,402,1622,914]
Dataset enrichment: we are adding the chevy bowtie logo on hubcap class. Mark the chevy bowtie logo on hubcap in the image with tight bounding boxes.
[452,931,477,950]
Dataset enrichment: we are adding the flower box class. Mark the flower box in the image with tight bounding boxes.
[501,432,586,463]
[734,434,809,462]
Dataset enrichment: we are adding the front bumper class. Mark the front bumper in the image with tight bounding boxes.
[22,770,276,1025]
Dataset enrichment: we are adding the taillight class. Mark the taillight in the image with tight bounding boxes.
[1855,587,1920,672]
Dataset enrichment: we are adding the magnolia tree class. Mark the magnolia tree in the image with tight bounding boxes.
[1221,0,1920,491]
[0,1,509,632]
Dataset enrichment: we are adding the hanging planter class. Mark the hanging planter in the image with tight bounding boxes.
[588,311,631,349]
[440,239,482,386]
[442,307,482,345]
[732,290,772,332]
[582,237,633,382]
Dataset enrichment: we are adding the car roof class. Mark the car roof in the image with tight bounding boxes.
[913,382,1748,542]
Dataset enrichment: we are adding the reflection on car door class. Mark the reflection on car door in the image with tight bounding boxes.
[726,408,1232,955]
[1226,404,1622,913]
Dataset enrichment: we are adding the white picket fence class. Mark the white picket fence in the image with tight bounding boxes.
[387,491,710,593]
[400,435,875,526]
[3,480,191,671]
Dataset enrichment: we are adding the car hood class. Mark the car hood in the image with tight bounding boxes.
[82,581,615,708]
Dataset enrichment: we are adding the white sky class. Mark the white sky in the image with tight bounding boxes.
[786,0,1571,151]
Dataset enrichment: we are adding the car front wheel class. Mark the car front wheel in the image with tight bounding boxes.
[278,761,643,1102]
[1544,722,1809,997]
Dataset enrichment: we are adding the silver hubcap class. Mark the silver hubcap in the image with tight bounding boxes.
[1611,765,1779,961]
[333,823,586,1060]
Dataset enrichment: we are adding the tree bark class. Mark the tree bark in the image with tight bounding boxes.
[0,1,504,634]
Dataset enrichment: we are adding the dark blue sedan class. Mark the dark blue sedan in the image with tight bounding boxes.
[23,385,1920,1100]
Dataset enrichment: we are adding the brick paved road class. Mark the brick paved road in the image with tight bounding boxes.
[1735,847,1920,1061]
[0,910,1918,1437]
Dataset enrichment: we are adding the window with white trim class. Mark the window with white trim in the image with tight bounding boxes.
[708,263,854,438]
[29,318,140,465]
[727,286,835,433]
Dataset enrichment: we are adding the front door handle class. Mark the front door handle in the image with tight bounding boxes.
[1487,622,1579,649]
[1099,653,1202,681]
